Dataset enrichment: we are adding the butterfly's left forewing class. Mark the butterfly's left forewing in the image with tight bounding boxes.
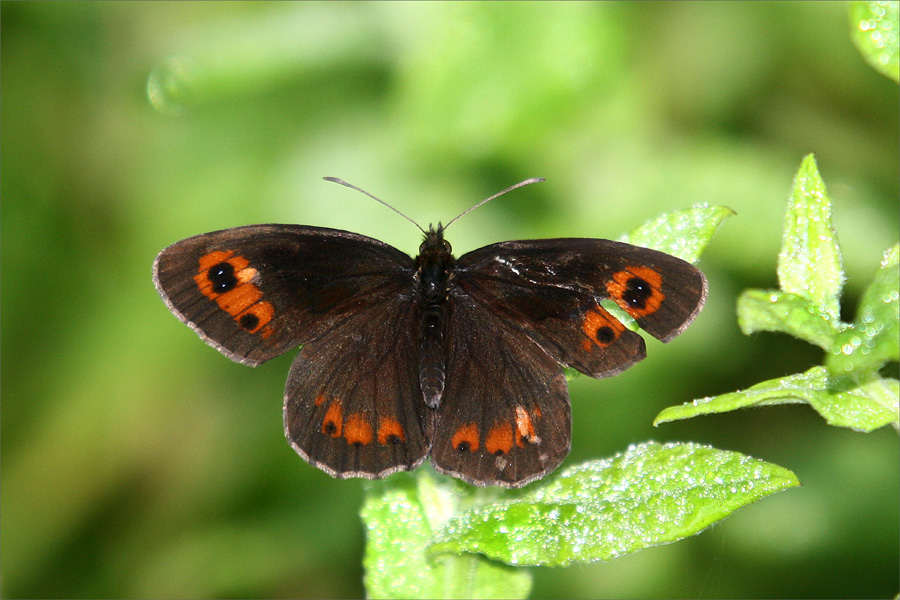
[153,224,415,365]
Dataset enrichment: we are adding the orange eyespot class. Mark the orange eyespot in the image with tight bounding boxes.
[452,423,479,452]
[195,251,274,335]
[606,267,665,318]
[580,304,625,350]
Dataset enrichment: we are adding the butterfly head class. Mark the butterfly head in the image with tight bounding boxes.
[420,223,452,256]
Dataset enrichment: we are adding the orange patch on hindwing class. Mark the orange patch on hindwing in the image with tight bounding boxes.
[322,400,344,438]
[451,423,479,452]
[195,250,274,335]
[580,304,626,351]
[377,417,406,445]
[606,266,665,318]
[485,423,514,455]
[344,413,374,446]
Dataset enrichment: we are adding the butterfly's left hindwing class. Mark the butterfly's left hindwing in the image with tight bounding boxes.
[284,293,433,479]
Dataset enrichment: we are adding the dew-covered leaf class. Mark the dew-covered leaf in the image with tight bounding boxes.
[827,244,899,376]
[622,204,734,264]
[361,470,532,599]
[655,366,899,432]
[737,289,841,350]
[849,0,900,82]
[428,442,797,567]
[777,155,844,322]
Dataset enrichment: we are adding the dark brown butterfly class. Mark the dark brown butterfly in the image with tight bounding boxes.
[153,179,706,487]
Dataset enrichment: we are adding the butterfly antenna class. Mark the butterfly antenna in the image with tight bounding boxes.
[324,177,425,234]
[444,177,546,229]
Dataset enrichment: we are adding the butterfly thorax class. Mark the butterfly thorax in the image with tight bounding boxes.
[416,225,454,409]
[416,224,454,302]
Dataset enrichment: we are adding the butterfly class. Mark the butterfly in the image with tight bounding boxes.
[153,178,707,488]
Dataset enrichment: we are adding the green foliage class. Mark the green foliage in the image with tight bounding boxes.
[827,244,900,376]
[428,442,798,567]
[735,290,838,350]
[622,204,735,263]
[361,470,532,600]
[657,366,898,433]
[361,443,797,599]
[776,155,845,323]
[656,155,900,433]
[850,1,900,82]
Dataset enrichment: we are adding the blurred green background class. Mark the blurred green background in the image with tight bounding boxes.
[2,2,897,598]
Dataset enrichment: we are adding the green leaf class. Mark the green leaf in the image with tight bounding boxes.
[777,155,845,323]
[655,366,899,432]
[361,469,532,600]
[428,442,798,567]
[737,289,841,350]
[827,244,900,376]
[849,1,900,82]
[622,204,734,264]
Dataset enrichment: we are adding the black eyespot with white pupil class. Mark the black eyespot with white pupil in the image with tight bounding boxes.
[623,276,652,309]
[208,262,237,292]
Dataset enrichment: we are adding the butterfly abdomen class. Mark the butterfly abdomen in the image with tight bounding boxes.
[419,308,445,409]
[416,226,455,409]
